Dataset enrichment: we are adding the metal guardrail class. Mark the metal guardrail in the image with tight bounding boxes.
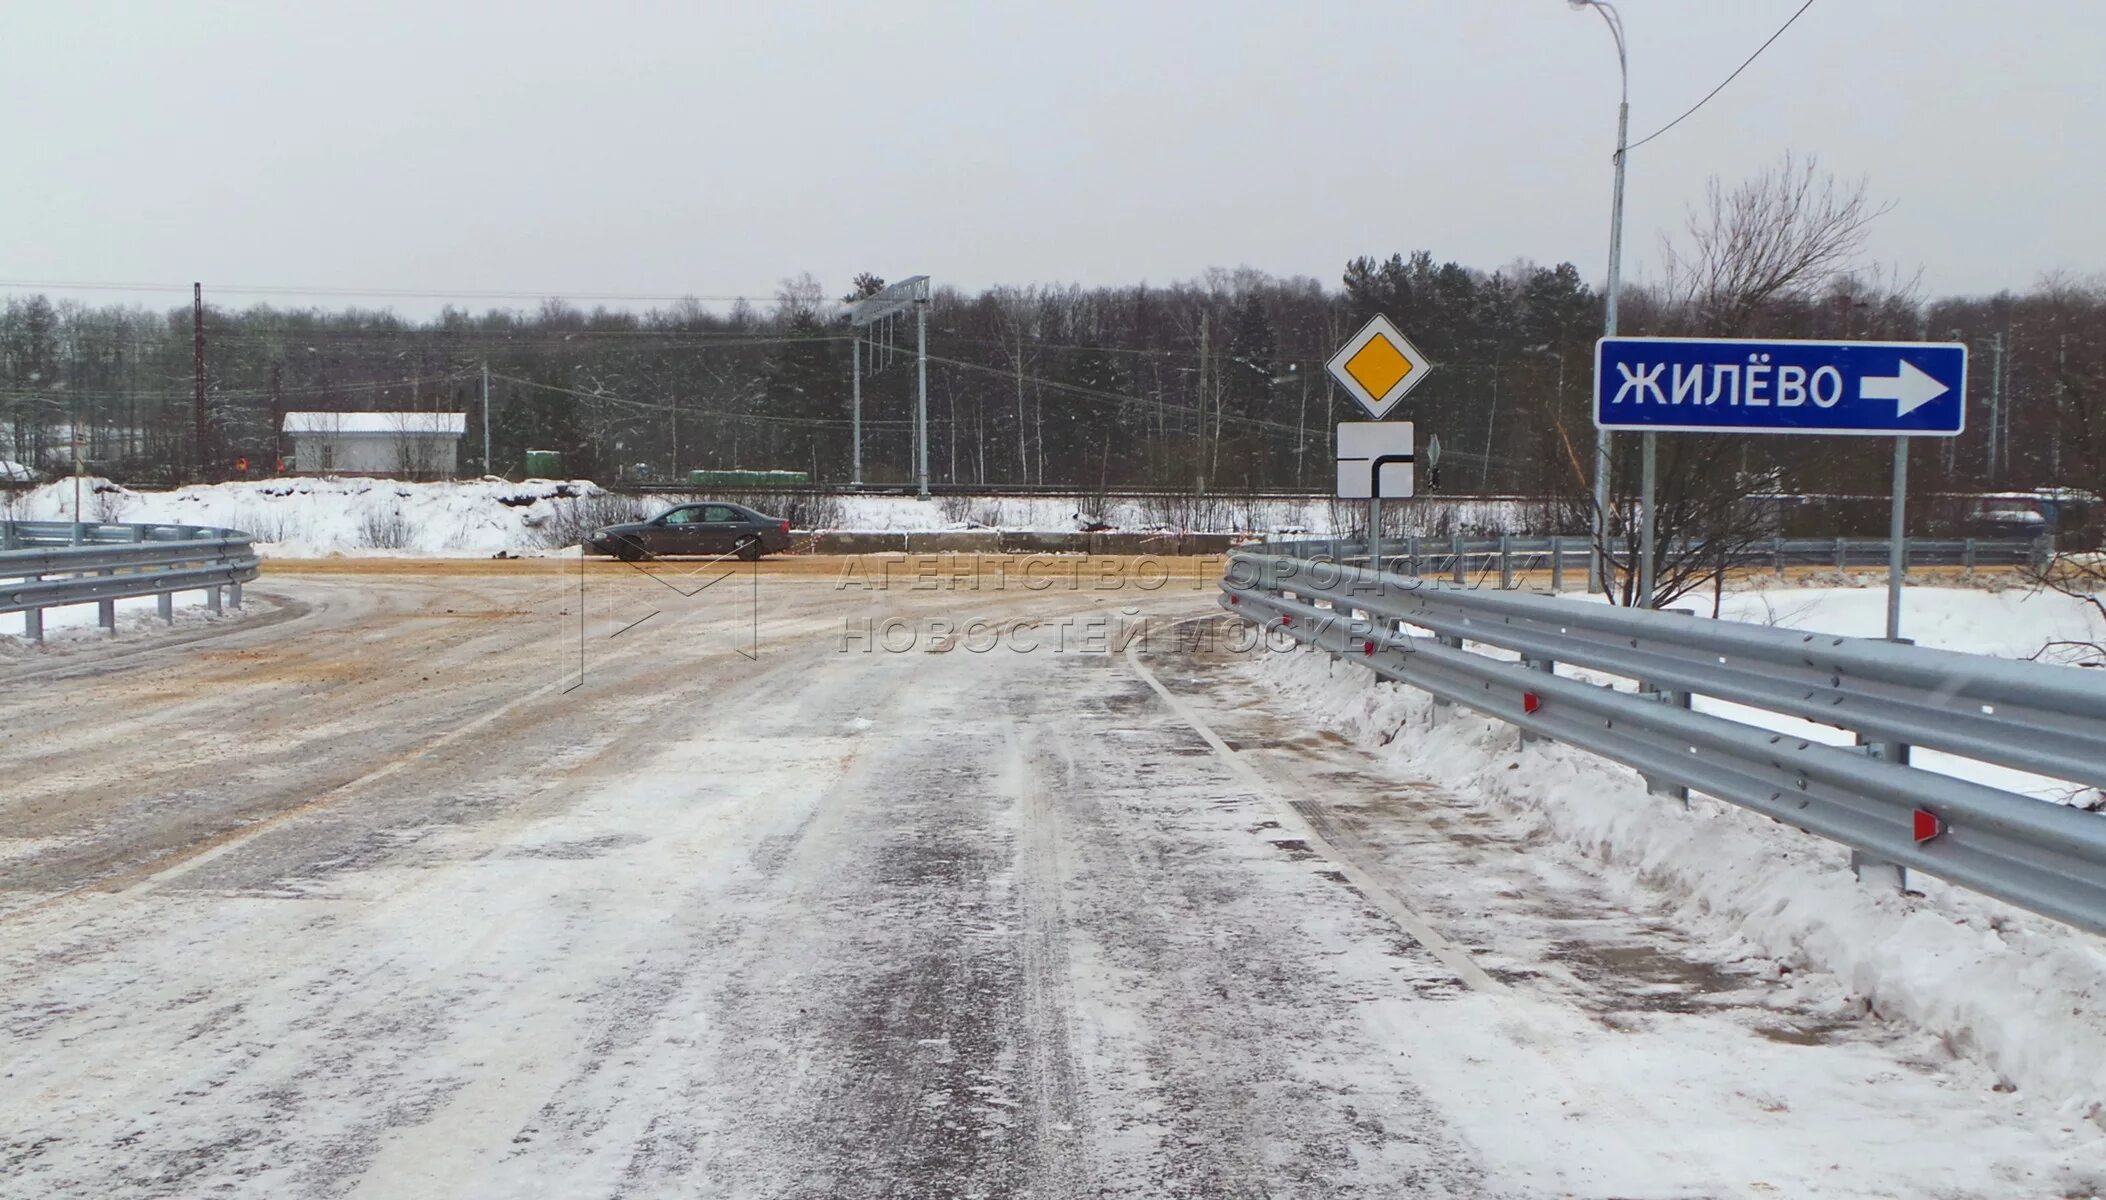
[1259,534,2046,592]
[1,521,260,640]
[1218,543,2106,935]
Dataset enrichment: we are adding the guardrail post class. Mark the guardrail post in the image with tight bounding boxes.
[1,523,16,551]
[1642,685,1694,807]
[1429,633,1463,723]
[158,592,174,623]
[1850,849,1906,893]
[1962,537,1976,576]
[1450,534,1465,585]
[1640,610,1695,806]
[207,584,223,615]
[1498,536,1514,590]
[1520,656,1554,744]
[1772,535,1785,577]
[23,607,43,641]
[1832,536,1846,573]
[1549,536,1565,593]
[2030,535,2052,574]
[1406,534,1421,578]
[1850,679,1915,892]
[230,579,244,608]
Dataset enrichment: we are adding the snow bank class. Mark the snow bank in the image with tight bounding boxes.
[3,478,1536,556]
[1247,592,2106,1123]
[6,476,609,558]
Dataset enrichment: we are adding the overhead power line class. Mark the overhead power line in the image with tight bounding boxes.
[485,372,912,430]
[1627,0,1817,153]
[0,279,800,305]
[919,350,1318,439]
[0,372,477,404]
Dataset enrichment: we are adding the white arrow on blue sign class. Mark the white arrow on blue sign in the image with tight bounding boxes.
[1593,337,1967,437]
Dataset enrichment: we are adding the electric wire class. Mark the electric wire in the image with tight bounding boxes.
[1626,0,1817,153]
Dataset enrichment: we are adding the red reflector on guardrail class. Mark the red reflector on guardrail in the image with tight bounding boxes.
[1228,595,1240,605]
[1914,809,1944,843]
[1523,692,1542,714]
[1362,640,1376,656]
[1279,614,1293,627]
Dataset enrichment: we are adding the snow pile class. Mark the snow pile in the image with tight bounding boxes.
[1247,593,2106,1123]
[5,477,1537,556]
[7,476,609,558]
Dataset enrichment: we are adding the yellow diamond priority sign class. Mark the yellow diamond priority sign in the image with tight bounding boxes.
[1327,315,1432,419]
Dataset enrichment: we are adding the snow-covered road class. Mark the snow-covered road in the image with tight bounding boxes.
[1,563,2096,1197]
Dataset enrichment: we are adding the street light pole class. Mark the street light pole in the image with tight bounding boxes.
[1573,0,1629,598]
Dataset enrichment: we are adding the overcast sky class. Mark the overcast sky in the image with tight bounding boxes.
[3,1,2100,314]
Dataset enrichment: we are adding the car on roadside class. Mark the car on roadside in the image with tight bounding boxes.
[586,501,792,561]
[1962,496,2049,539]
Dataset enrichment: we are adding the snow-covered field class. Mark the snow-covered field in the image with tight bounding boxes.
[1247,581,2106,1130]
[1,476,1530,557]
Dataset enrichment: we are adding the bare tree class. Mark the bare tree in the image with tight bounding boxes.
[1660,152,1895,330]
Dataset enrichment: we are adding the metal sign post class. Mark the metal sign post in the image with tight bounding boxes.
[1593,336,1967,617]
[1336,422,1414,575]
[1887,436,1908,641]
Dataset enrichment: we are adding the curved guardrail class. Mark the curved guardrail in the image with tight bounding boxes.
[1219,541,2106,935]
[1,521,260,640]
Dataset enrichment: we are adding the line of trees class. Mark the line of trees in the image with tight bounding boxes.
[1,162,2100,519]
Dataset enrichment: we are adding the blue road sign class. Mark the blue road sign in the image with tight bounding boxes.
[1594,337,1967,437]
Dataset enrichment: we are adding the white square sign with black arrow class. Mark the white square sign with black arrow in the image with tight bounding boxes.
[1336,421,1414,499]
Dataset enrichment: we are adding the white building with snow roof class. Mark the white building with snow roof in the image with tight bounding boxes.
[282,412,465,479]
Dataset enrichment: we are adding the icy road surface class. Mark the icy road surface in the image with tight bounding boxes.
[0,560,2094,1198]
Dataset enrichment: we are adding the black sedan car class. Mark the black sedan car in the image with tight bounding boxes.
[586,501,793,561]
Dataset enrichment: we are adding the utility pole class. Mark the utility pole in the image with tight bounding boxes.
[1481,363,1499,491]
[850,331,863,485]
[1989,332,2004,482]
[915,293,929,497]
[1572,0,1630,598]
[192,282,208,481]
[270,361,284,473]
[1014,327,1028,483]
[1196,312,1210,494]
[481,361,492,477]
[2054,334,2066,477]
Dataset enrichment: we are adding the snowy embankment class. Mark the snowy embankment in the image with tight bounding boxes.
[1248,583,2106,1122]
[2,477,1530,557]
[5,476,603,558]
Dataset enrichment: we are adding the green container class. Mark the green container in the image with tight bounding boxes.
[525,449,564,478]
